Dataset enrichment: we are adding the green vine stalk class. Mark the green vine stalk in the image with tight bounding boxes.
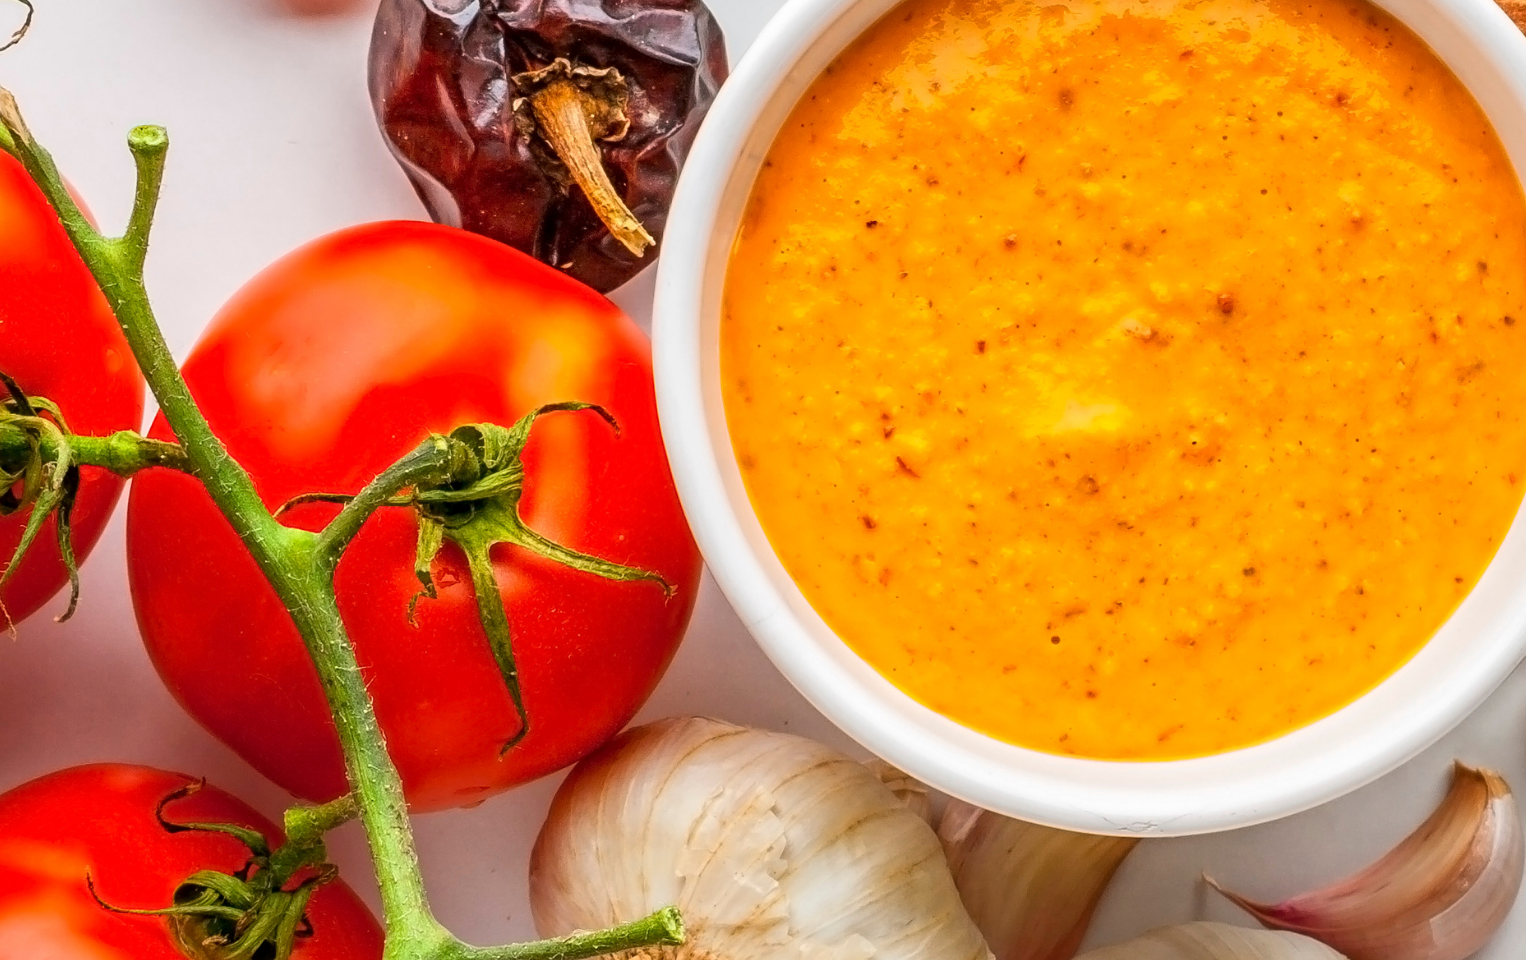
[0,91,683,960]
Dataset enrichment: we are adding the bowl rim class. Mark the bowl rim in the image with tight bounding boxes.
[653,0,1526,835]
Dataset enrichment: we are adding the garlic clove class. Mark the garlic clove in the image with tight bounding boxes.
[1207,763,1523,960]
[1075,922,1345,960]
[862,758,934,825]
[530,717,993,960]
[939,798,1138,960]
[858,759,1133,960]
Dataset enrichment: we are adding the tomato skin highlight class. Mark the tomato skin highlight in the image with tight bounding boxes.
[0,154,144,626]
[127,221,702,811]
[0,764,381,960]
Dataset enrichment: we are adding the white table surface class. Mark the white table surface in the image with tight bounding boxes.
[3,0,1525,954]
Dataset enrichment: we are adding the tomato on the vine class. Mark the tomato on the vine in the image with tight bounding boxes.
[0,153,144,626]
[0,764,381,959]
[127,221,702,811]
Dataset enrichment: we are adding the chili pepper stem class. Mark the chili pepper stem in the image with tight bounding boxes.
[0,90,682,960]
[0,0,31,52]
[522,74,654,257]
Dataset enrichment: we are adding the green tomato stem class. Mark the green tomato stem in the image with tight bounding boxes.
[0,107,272,544]
[284,793,360,845]
[279,581,452,956]
[0,90,686,960]
[446,906,686,960]
[0,421,190,477]
[124,125,168,274]
[0,92,440,950]
[267,793,359,885]
[314,435,454,559]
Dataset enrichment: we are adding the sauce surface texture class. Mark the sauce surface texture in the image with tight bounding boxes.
[722,0,1526,759]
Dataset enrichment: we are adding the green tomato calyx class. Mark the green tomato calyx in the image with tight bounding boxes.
[88,782,350,960]
[277,402,672,755]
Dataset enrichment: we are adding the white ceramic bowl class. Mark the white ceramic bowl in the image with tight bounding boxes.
[653,0,1526,836]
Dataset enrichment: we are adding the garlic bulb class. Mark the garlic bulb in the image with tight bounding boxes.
[863,758,934,825]
[940,799,1138,960]
[1075,923,1344,960]
[530,717,993,960]
[1208,763,1522,960]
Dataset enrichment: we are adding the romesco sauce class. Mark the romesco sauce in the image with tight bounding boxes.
[721,0,1526,759]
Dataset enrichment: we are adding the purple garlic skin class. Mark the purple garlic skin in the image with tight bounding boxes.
[370,0,728,293]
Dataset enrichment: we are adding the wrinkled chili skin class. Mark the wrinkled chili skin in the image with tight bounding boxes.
[370,0,727,292]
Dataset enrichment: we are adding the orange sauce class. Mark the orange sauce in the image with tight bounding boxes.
[722,0,1526,759]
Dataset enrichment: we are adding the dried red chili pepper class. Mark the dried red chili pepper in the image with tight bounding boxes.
[369,0,728,293]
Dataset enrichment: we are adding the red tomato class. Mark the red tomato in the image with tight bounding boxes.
[0,764,381,959]
[0,153,144,625]
[127,222,701,811]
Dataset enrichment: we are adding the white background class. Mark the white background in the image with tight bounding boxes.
[2,0,1526,954]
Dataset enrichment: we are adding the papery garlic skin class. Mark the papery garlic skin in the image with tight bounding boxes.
[1209,763,1523,960]
[940,799,1137,960]
[1075,923,1345,960]
[863,758,934,825]
[531,717,993,960]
